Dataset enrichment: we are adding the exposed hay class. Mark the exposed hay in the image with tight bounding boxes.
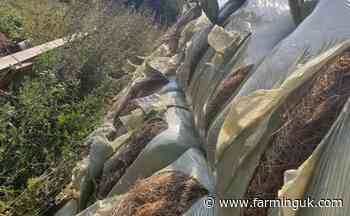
[106,75,168,124]
[244,51,350,216]
[97,118,168,198]
[111,171,208,216]
[204,65,252,132]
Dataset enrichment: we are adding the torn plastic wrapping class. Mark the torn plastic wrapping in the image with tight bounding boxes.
[130,43,172,79]
[107,88,201,197]
[187,32,251,152]
[236,0,350,99]
[296,101,350,216]
[53,123,117,216]
[75,135,113,211]
[101,131,134,174]
[187,26,249,132]
[177,24,213,91]
[274,143,321,216]
[215,41,350,216]
[156,148,215,193]
[176,0,249,90]
[179,12,212,50]
[199,0,219,24]
[86,122,117,142]
[181,0,295,163]
[53,66,174,214]
[150,148,216,216]
[146,54,183,77]
[51,1,350,215]
[101,85,184,150]
[118,108,145,131]
[272,98,350,216]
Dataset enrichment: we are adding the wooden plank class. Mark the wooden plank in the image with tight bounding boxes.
[0,38,67,71]
[0,32,89,72]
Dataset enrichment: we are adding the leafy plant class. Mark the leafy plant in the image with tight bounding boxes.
[0,7,25,41]
[0,1,164,214]
[0,52,111,214]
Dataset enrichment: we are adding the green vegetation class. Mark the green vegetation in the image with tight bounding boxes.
[0,7,25,41]
[0,0,69,44]
[125,0,181,24]
[0,51,108,212]
[0,0,164,214]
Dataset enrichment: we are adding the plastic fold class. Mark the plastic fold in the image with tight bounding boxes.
[215,41,350,215]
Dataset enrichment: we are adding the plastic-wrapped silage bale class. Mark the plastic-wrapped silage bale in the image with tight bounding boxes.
[236,0,350,99]
[156,148,215,193]
[182,0,296,163]
[186,26,249,149]
[107,81,202,197]
[160,148,217,216]
[177,0,247,91]
[53,44,179,215]
[212,0,350,210]
[272,97,350,216]
[215,41,350,216]
[53,120,121,216]
[54,80,189,215]
[96,94,173,198]
[110,148,213,216]
[177,15,213,91]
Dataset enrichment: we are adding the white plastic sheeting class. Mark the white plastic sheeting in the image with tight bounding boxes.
[107,87,201,197]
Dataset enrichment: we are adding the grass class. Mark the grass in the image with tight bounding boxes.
[0,1,165,215]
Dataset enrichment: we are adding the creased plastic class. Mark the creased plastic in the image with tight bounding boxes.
[107,103,201,197]
[156,148,215,193]
[215,41,350,215]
